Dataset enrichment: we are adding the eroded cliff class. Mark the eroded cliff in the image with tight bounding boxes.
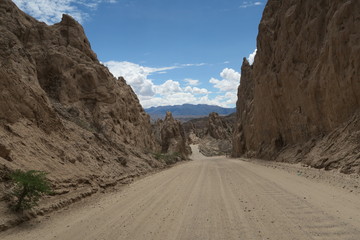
[233,0,360,173]
[153,112,191,162]
[183,113,235,156]
[0,0,163,230]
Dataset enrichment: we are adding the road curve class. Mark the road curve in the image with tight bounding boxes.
[1,145,360,240]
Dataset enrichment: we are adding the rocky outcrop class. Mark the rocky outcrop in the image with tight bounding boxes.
[199,113,234,156]
[183,118,207,144]
[183,113,235,156]
[207,112,232,140]
[184,113,235,142]
[0,0,162,230]
[153,112,191,160]
[233,0,360,173]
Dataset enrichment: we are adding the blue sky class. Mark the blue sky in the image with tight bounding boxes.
[13,0,266,108]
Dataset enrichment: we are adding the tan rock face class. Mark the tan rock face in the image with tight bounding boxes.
[183,113,235,156]
[153,112,191,159]
[233,0,360,173]
[183,113,235,142]
[0,0,155,150]
[0,0,162,228]
[182,118,207,143]
[199,112,234,156]
[207,112,232,140]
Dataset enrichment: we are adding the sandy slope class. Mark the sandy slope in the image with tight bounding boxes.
[1,145,360,240]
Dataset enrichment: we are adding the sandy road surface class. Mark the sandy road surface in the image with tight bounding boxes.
[1,145,360,240]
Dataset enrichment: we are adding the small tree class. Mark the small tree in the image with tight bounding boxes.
[10,170,52,212]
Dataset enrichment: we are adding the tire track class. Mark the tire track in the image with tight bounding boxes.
[1,146,359,240]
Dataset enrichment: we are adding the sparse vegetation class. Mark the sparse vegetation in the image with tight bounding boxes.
[9,170,52,212]
[153,152,182,165]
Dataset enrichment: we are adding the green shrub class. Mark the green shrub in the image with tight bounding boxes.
[9,170,52,212]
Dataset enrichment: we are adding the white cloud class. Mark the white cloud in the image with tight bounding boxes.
[223,92,238,105]
[184,86,209,94]
[181,63,206,67]
[144,79,210,108]
[192,87,209,94]
[154,80,182,95]
[184,78,200,86]
[139,93,195,109]
[104,61,238,108]
[104,61,173,97]
[248,49,257,65]
[209,68,240,92]
[104,61,208,97]
[239,1,263,8]
[13,0,117,24]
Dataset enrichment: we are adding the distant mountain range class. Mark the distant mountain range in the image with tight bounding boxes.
[145,104,236,121]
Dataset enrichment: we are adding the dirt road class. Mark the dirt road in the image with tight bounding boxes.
[1,146,360,240]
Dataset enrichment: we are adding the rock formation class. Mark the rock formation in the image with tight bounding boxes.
[207,112,232,140]
[183,118,207,143]
[0,0,163,230]
[153,112,191,161]
[183,113,235,156]
[233,0,360,173]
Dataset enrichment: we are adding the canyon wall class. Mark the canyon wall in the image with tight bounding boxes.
[233,0,360,173]
[0,0,164,229]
